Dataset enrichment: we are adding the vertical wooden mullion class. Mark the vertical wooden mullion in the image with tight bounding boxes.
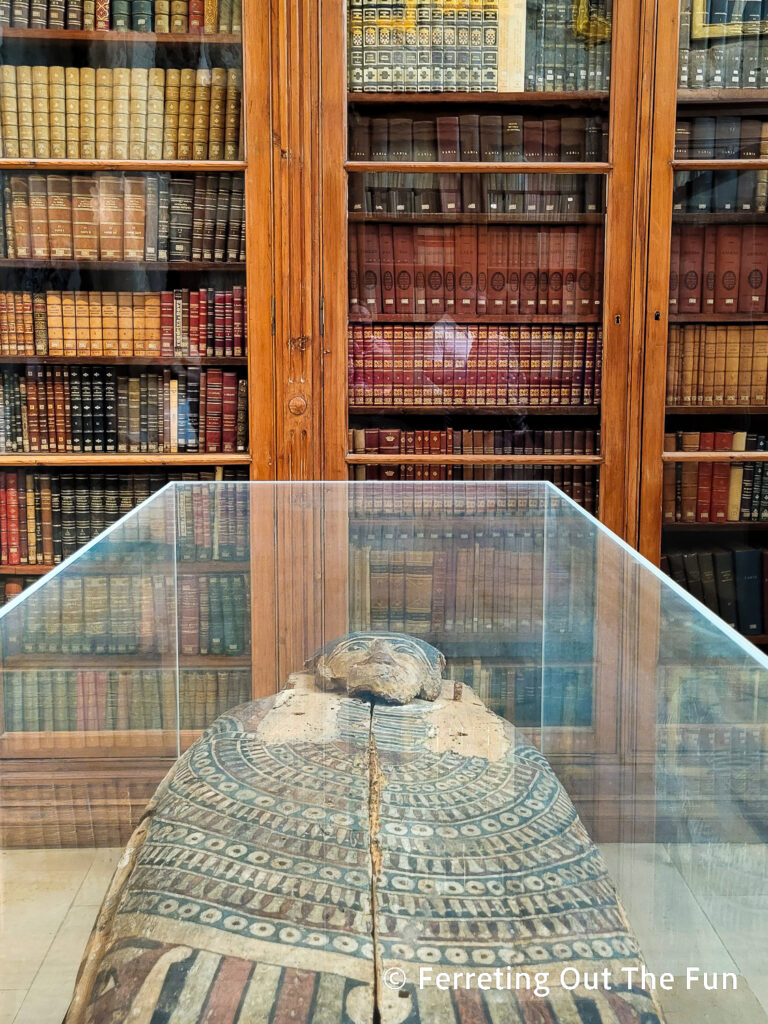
[636,0,681,562]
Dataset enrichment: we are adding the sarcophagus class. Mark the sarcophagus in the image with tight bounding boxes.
[66,633,665,1024]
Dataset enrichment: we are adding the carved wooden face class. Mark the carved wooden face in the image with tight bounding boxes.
[311,633,445,704]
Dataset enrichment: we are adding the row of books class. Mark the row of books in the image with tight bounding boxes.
[678,0,768,90]
[346,480,588,516]
[349,224,604,319]
[663,545,768,637]
[350,464,599,514]
[0,467,247,566]
[353,171,606,219]
[0,365,248,453]
[0,0,243,31]
[349,428,601,458]
[0,287,247,359]
[666,324,768,406]
[349,525,545,636]
[9,570,250,655]
[663,431,768,524]
[448,661,593,728]
[2,668,251,734]
[0,171,246,263]
[347,0,611,93]
[669,224,768,316]
[674,117,768,214]
[0,65,242,162]
[349,113,607,165]
[349,325,603,406]
[657,730,766,802]
[658,665,767,726]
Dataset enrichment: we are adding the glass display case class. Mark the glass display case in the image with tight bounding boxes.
[1,480,768,1019]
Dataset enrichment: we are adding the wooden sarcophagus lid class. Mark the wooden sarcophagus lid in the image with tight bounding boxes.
[65,633,665,1024]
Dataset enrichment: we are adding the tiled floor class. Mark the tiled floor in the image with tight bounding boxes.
[1,844,766,1023]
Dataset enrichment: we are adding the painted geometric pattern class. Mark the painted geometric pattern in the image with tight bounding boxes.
[69,689,664,1024]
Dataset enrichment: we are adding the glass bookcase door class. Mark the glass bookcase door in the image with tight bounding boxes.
[658,1,768,659]
[0,8,251,614]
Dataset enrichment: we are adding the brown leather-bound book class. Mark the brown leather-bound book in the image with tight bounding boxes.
[678,225,704,314]
[506,227,521,316]
[575,225,596,319]
[476,224,488,316]
[9,176,31,259]
[536,230,549,315]
[358,223,382,315]
[486,226,507,315]
[738,329,754,405]
[39,473,54,565]
[547,228,564,317]
[392,228,415,316]
[701,225,717,314]
[710,431,734,521]
[72,176,98,261]
[724,324,741,403]
[423,227,445,316]
[454,225,477,319]
[714,224,742,314]
[101,291,118,356]
[519,227,538,317]
[87,292,103,357]
[61,291,76,357]
[97,175,125,261]
[32,292,48,356]
[47,175,73,260]
[376,227,394,316]
[679,431,700,523]
[695,432,715,521]
[224,68,242,162]
[208,67,227,161]
[738,224,768,313]
[27,175,50,260]
[753,326,768,404]
[123,177,146,261]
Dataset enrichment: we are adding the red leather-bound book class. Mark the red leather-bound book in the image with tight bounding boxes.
[348,229,361,313]
[548,228,564,317]
[519,227,539,317]
[189,291,200,358]
[507,227,521,316]
[359,223,382,315]
[710,431,734,521]
[696,431,715,521]
[414,227,428,318]
[702,225,717,314]
[160,291,174,358]
[594,227,604,317]
[221,371,238,452]
[583,327,596,404]
[476,224,488,317]
[738,224,768,313]
[576,225,596,319]
[224,290,234,356]
[486,226,507,315]
[189,0,204,30]
[392,326,405,405]
[678,225,704,314]
[214,290,226,356]
[94,0,109,29]
[455,225,477,319]
[536,230,549,315]
[443,227,456,316]
[562,226,578,317]
[668,226,681,315]
[5,470,19,565]
[378,224,397,316]
[714,224,742,314]
[205,368,223,452]
[424,227,445,315]
[392,225,415,315]
[403,327,416,405]
[232,286,244,356]
[518,327,531,405]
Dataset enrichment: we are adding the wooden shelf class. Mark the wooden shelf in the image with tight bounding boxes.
[663,521,768,530]
[669,313,768,323]
[672,212,768,224]
[349,314,602,325]
[667,406,768,415]
[0,727,211,760]
[0,260,245,272]
[0,355,247,366]
[346,160,611,175]
[349,91,610,106]
[346,453,603,465]
[0,560,249,576]
[0,453,250,466]
[0,28,241,45]
[662,451,768,462]
[348,212,605,225]
[0,160,246,172]
[1,653,251,669]
[678,89,768,106]
[0,564,49,576]
[349,405,600,416]
[672,159,768,171]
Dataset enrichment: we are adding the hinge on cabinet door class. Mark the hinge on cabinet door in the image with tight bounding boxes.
[271,296,276,335]
[319,296,325,336]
